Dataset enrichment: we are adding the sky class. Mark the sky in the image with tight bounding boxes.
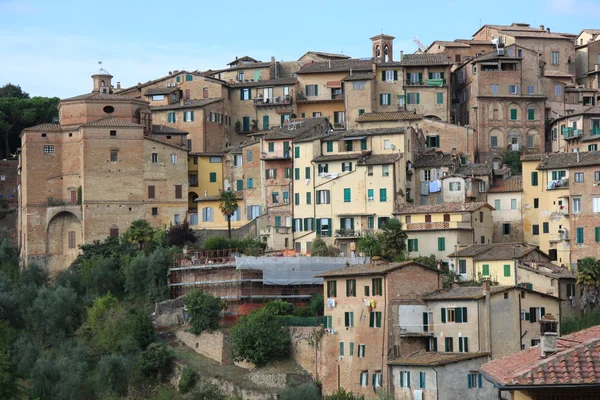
[0,0,598,98]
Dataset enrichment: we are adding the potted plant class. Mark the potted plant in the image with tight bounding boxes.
[235,120,241,133]
[251,119,258,132]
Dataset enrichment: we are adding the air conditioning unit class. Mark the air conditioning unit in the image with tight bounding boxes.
[558,228,568,240]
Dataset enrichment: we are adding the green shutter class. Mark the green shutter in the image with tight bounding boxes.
[349,342,354,356]
[295,193,300,205]
[596,227,600,242]
[209,172,217,183]
[376,312,382,327]
[316,219,322,235]
[380,93,384,105]
[191,111,194,121]
[274,216,281,227]
[328,219,332,237]
[541,307,545,317]
[268,142,274,152]
[369,311,374,327]
[511,109,517,120]
[577,227,584,243]
[295,168,300,180]
[306,192,311,204]
[459,338,463,352]
[344,188,351,202]
[467,374,472,388]
[463,307,468,322]
[504,264,511,277]
[441,308,446,323]
[380,188,387,202]
[482,264,490,276]
[361,138,367,150]
[326,142,333,152]
[531,172,538,186]
[183,112,187,122]
[437,92,443,104]
[339,342,344,356]
[456,307,463,323]
[528,108,535,120]
[295,146,300,158]
[368,189,374,199]
[305,167,310,179]
[416,93,420,104]
[438,237,445,251]
[236,180,243,191]
[428,72,433,79]
[418,72,423,83]
[263,115,269,130]
[414,239,418,251]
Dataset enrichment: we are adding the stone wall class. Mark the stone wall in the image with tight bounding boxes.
[289,326,321,379]
[193,217,259,247]
[175,329,233,365]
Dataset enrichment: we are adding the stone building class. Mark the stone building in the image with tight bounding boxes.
[426,39,495,65]
[487,175,524,242]
[18,69,188,273]
[549,106,600,152]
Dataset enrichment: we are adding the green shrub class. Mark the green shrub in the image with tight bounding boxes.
[324,388,364,400]
[309,293,324,317]
[292,306,314,317]
[561,308,600,335]
[184,291,227,335]
[262,300,293,316]
[279,383,321,400]
[187,384,225,400]
[202,236,230,250]
[178,367,197,394]
[137,343,173,379]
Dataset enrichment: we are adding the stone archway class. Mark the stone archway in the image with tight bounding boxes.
[45,211,82,274]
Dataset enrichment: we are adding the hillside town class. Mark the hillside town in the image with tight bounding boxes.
[3,19,600,400]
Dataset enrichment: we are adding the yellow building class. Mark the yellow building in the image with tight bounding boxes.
[187,152,224,226]
[194,192,244,230]
[394,202,494,270]
[292,127,415,255]
[521,155,570,266]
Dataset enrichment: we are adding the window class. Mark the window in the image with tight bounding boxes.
[468,373,483,389]
[382,165,390,177]
[490,136,498,148]
[379,188,387,202]
[305,84,318,96]
[344,312,354,327]
[174,214,181,225]
[449,182,461,192]
[68,231,76,249]
[399,371,410,388]
[209,156,222,163]
[408,239,418,252]
[418,372,426,389]
[574,172,584,183]
[209,172,217,183]
[372,278,383,296]
[109,130,116,137]
[271,192,279,204]
[326,142,333,152]
[316,190,330,204]
[233,154,242,166]
[407,93,420,104]
[589,144,598,151]
[294,218,302,232]
[445,337,454,352]
[576,227,584,244]
[407,72,422,84]
[201,207,214,222]
[358,109,365,116]
[383,139,391,150]
[527,85,535,94]
[358,344,366,358]
[167,111,176,123]
[346,279,356,297]
[438,237,445,251]
[492,199,501,210]
[283,168,291,179]
[353,81,365,90]
[532,225,539,235]
[491,84,498,94]
[175,185,182,199]
[504,264,511,277]
[380,93,391,105]
[482,264,490,276]
[151,153,158,163]
[369,311,382,328]
[241,88,251,100]
[551,51,559,65]
[183,111,194,122]
[245,150,253,162]
[573,197,581,214]
[170,154,177,163]
[510,108,518,120]
[384,70,396,81]
[110,150,118,162]
[246,178,253,189]
[509,85,520,94]
[503,223,511,235]
[436,92,444,104]
[343,188,351,203]
[148,185,155,199]
[151,95,165,101]
[326,280,337,297]
[235,179,243,191]
[531,171,538,186]
[339,342,344,356]
[566,283,576,297]
[426,135,440,148]
[342,162,352,172]
[109,227,119,237]
[528,307,546,323]
[360,371,369,387]
[528,108,535,120]
[459,260,467,274]
[555,85,562,96]
[534,198,539,208]
[266,169,277,179]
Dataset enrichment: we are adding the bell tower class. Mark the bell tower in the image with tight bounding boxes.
[371,34,395,62]
[91,62,113,94]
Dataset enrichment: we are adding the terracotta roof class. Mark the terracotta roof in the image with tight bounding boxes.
[522,154,543,162]
[144,136,189,150]
[152,125,188,135]
[313,153,364,162]
[580,135,600,143]
[518,262,576,280]
[62,92,143,102]
[23,123,62,132]
[500,29,574,40]
[117,71,226,94]
[455,39,495,45]
[427,40,471,49]
[394,201,492,215]
[544,70,574,78]
[263,117,329,140]
[343,127,407,138]
[537,152,600,170]
[150,98,222,111]
[188,152,224,157]
[81,118,143,128]
[473,51,522,63]
[356,111,424,122]
[455,163,492,176]
[204,62,272,75]
[481,325,600,388]
[227,56,260,66]
[144,87,179,96]
[400,54,452,66]
[358,153,402,165]
[195,191,243,202]
[488,176,523,192]
[447,243,546,261]
[413,152,458,168]
[424,285,514,300]
[296,59,373,74]
[388,351,490,366]
[301,51,351,60]
[343,72,375,81]
[493,166,512,176]
[229,78,297,88]
[315,260,437,278]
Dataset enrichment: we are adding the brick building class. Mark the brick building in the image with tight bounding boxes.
[18,69,188,273]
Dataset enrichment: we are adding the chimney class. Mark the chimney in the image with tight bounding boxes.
[350,68,353,76]
[116,82,121,89]
[540,25,544,31]
[482,279,491,294]
[547,28,551,33]
[168,71,172,75]
[399,51,404,62]
[540,314,559,357]
[328,59,331,69]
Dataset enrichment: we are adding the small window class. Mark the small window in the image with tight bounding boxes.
[110,130,116,137]
[103,105,115,113]
[68,231,76,249]
[43,145,55,154]
[170,154,177,163]
[151,153,158,163]
[110,150,118,162]
[152,207,158,216]
[175,185,182,199]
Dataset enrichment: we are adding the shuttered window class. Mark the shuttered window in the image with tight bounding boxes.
[504,264,511,277]
[437,237,445,251]
[175,185,183,199]
[148,185,155,199]
[482,264,490,276]
[344,188,351,202]
[68,231,76,249]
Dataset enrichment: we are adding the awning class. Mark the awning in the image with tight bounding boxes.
[326,80,341,88]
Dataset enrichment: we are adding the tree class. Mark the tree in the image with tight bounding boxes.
[0,321,17,400]
[308,293,324,317]
[184,290,227,335]
[137,343,173,379]
[310,237,340,257]
[230,308,291,367]
[167,221,196,247]
[357,232,381,257]
[0,83,29,98]
[412,254,438,269]
[218,191,239,239]
[503,151,522,175]
[577,257,600,313]
[123,219,155,249]
[279,383,321,400]
[378,219,407,261]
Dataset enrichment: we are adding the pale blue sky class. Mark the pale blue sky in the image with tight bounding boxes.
[0,0,597,98]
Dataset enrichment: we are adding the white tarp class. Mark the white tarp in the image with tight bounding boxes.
[235,256,370,285]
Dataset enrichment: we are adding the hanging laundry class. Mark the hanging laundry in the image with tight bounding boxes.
[370,299,376,308]
[363,299,370,306]
[429,179,442,193]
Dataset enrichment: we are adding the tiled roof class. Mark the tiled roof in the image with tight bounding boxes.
[227,56,260,66]
[344,127,406,138]
[400,54,452,66]
[455,163,492,176]
[580,135,600,143]
[144,87,179,96]
[356,111,423,122]
[343,72,375,81]
[481,325,600,388]
[473,51,522,63]
[518,262,576,280]
[427,40,471,49]
[315,260,437,278]
[424,285,512,300]
[537,152,600,170]
[150,98,222,111]
[152,125,188,135]
[358,153,402,165]
[312,153,364,162]
[62,92,142,102]
[204,62,272,75]
[394,201,491,215]
[447,242,542,261]
[81,118,143,128]
[23,123,62,132]
[388,351,489,366]
[488,176,523,192]
[455,39,495,45]
[263,117,329,140]
[544,70,574,78]
[499,29,574,40]
[229,78,297,88]
[195,191,243,202]
[493,166,512,176]
[301,51,351,60]
[522,154,543,162]
[188,152,224,157]
[224,139,257,154]
[144,136,189,150]
[296,59,373,74]
[413,152,458,168]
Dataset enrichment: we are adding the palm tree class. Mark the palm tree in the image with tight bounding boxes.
[124,219,154,249]
[379,218,408,261]
[218,191,239,239]
[577,257,600,313]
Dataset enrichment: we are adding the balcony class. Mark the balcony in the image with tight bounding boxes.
[427,78,446,87]
[404,221,472,231]
[399,325,433,337]
[562,128,583,140]
[547,178,568,190]
[591,128,600,136]
[261,225,291,235]
[335,229,358,238]
[295,92,344,104]
[261,151,291,160]
[333,122,346,129]
[253,95,292,107]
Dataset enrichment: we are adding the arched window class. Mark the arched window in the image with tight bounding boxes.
[100,80,105,87]
[375,45,381,57]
